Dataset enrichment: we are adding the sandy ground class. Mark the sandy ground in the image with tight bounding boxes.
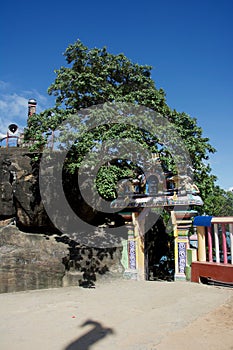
[0,279,232,350]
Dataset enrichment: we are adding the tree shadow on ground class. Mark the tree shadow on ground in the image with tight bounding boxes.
[65,320,114,350]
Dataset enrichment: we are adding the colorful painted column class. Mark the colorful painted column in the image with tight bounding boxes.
[119,212,138,279]
[230,223,233,265]
[214,224,220,263]
[221,224,228,264]
[132,212,146,280]
[207,226,213,262]
[124,223,138,279]
[119,212,130,273]
[121,239,129,271]
[119,210,146,280]
[197,226,206,262]
[171,210,196,281]
[193,216,213,262]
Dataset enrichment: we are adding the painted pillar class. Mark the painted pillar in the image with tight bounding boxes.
[119,211,138,280]
[186,248,197,280]
[214,224,220,263]
[197,226,206,262]
[121,240,129,271]
[230,223,233,265]
[171,211,191,281]
[119,212,131,275]
[176,232,189,280]
[124,223,138,279]
[193,216,213,263]
[120,211,146,280]
[132,212,145,280]
[207,226,213,262]
[221,224,228,264]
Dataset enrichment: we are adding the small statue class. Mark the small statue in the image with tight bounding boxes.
[168,174,200,194]
[181,175,200,194]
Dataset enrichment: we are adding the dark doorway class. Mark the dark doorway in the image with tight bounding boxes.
[144,212,174,281]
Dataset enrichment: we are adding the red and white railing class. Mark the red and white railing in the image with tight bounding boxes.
[196,217,233,265]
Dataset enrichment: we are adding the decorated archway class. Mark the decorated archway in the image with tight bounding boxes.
[111,173,203,281]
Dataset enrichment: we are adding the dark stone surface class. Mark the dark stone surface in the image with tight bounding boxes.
[0,226,68,293]
[0,156,15,217]
[0,225,124,293]
[0,149,51,228]
[0,149,124,292]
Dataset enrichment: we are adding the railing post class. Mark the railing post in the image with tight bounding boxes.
[230,223,233,265]
[197,226,206,262]
[193,216,213,263]
[207,226,213,262]
[214,224,220,263]
[221,224,228,264]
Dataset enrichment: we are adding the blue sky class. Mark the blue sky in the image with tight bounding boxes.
[0,0,232,190]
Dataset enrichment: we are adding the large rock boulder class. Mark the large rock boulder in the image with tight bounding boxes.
[0,150,125,292]
[0,226,68,293]
[0,149,50,228]
[0,157,15,217]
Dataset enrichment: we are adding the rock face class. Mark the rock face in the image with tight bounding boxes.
[0,156,15,217]
[0,226,68,293]
[0,149,49,228]
[0,149,124,292]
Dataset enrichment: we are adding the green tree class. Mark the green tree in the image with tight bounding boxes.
[24,39,216,208]
[203,186,233,216]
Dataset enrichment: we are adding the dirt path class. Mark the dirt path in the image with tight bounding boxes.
[0,280,232,350]
[156,296,233,350]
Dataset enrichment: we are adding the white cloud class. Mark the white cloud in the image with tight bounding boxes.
[0,80,51,136]
[0,93,28,119]
[0,93,28,136]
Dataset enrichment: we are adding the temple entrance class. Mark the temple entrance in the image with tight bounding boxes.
[144,212,174,281]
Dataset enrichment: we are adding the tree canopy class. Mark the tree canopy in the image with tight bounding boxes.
[24,39,223,215]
